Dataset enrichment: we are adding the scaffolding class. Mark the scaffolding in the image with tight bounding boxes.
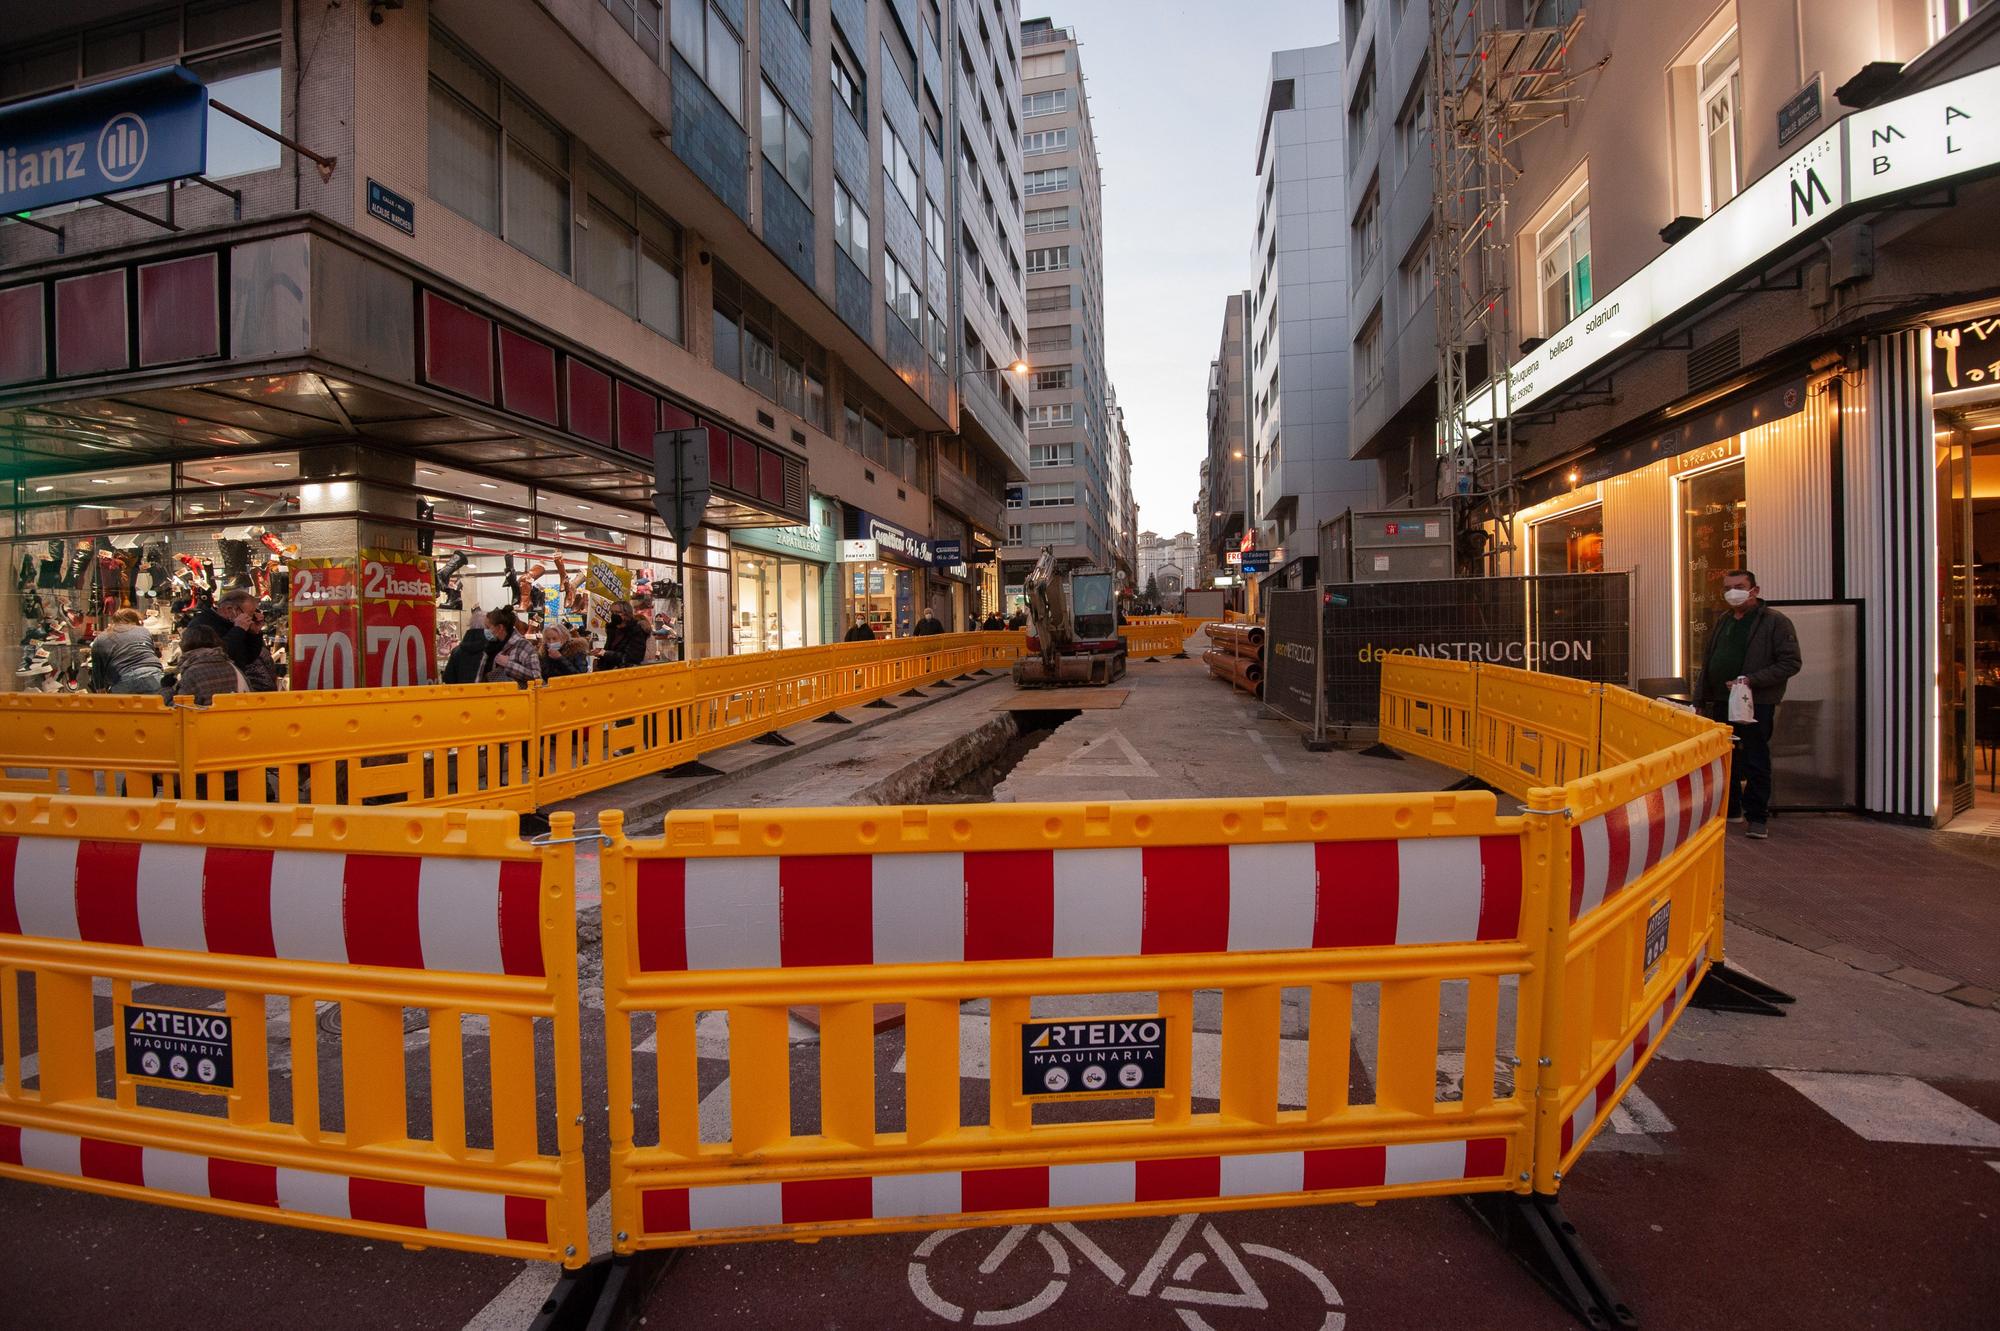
[1427,0,1597,574]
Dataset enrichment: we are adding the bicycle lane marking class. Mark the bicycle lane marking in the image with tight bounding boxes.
[909,1227,1071,1326]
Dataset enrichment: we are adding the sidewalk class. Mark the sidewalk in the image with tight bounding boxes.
[1722,815,2000,1008]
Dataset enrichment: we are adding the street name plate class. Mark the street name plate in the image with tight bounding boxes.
[123,1002,233,1091]
[1020,1015,1166,1099]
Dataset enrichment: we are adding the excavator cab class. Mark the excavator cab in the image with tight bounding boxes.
[1013,549,1127,687]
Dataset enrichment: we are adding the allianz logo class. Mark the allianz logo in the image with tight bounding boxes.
[2,111,150,195]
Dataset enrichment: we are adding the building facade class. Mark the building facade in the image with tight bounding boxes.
[1453,1,2000,827]
[1003,16,1113,592]
[1341,0,1438,507]
[1203,290,1251,583]
[1249,42,1378,580]
[0,0,1025,688]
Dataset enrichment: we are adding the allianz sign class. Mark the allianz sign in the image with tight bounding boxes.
[0,66,209,215]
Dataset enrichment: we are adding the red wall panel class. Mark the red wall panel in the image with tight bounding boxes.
[566,359,613,443]
[420,291,495,402]
[0,285,46,386]
[497,329,559,424]
[54,270,129,378]
[136,254,219,367]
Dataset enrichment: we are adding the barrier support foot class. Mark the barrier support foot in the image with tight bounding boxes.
[1691,960,1794,1016]
[660,760,725,778]
[813,711,854,725]
[955,672,978,681]
[865,698,899,709]
[931,679,957,689]
[900,688,928,698]
[1466,1192,1638,1330]
[753,731,797,747]
[530,1251,676,1331]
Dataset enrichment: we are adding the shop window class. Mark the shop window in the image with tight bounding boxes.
[1532,504,1604,575]
[1679,461,1747,676]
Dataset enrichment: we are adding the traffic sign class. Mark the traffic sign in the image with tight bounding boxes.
[653,427,711,549]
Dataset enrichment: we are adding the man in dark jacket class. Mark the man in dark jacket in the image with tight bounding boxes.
[911,608,945,637]
[842,618,878,643]
[1693,569,1801,840]
[594,601,651,671]
[192,586,259,669]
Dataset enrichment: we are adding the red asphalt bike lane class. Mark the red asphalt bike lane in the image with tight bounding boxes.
[0,1054,1994,1328]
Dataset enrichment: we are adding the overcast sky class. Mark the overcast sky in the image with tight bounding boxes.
[1067,0,1337,538]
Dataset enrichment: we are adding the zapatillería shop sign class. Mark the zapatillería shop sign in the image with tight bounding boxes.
[1465,60,2000,428]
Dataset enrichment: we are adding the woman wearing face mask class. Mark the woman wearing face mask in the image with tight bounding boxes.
[594,600,651,671]
[477,606,541,686]
[1692,569,1801,841]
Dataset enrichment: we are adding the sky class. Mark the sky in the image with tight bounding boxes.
[1066,0,1338,538]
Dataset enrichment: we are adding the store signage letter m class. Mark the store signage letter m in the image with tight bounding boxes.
[1789,164,1833,226]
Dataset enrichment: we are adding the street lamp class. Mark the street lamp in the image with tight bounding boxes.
[963,359,1031,382]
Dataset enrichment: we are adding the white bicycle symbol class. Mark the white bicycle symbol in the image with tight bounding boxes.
[907,1212,1345,1329]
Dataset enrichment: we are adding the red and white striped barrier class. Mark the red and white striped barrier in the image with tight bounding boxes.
[1569,758,1725,923]
[1558,943,1710,1157]
[0,837,544,975]
[639,1136,1510,1235]
[0,1124,549,1244]
[631,836,1525,971]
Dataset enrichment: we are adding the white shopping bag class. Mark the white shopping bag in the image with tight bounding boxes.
[1727,678,1755,724]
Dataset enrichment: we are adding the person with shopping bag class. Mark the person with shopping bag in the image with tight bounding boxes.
[1693,569,1801,841]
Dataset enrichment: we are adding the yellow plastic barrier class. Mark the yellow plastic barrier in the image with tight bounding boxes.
[1378,655,1479,774]
[599,793,1546,1252]
[0,693,184,800]
[1117,622,1190,657]
[1470,667,1602,797]
[2,634,1027,815]
[0,794,589,1267]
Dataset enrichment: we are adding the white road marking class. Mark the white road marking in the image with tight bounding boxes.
[893,1013,991,1078]
[1609,1085,1675,1135]
[1242,728,1286,774]
[1045,730,1159,779]
[1772,1070,2000,1147]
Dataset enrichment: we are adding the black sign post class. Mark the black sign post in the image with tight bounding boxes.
[654,428,709,661]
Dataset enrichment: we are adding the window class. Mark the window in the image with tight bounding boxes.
[1027,246,1070,273]
[1401,229,1434,313]
[1024,167,1069,195]
[1029,403,1074,428]
[429,31,571,274]
[582,164,639,315]
[925,197,949,258]
[1532,505,1604,575]
[1935,0,1999,40]
[1026,482,1075,507]
[885,250,920,331]
[1533,179,1592,333]
[1022,128,1069,155]
[1396,73,1429,171]
[1034,366,1072,391]
[1348,57,1375,151]
[1023,88,1069,117]
[1025,205,1068,234]
[1022,51,1066,79]
[1028,288,1073,312]
[671,0,744,122]
[834,182,869,267]
[883,22,918,99]
[775,0,808,35]
[599,0,665,62]
[1023,521,1077,544]
[1028,327,1073,352]
[1030,441,1075,467]
[1355,307,1382,388]
[1697,28,1741,213]
[1678,460,1747,674]
[927,300,949,367]
[831,34,865,122]
[882,121,919,215]
[1353,181,1380,274]
[759,81,812,199]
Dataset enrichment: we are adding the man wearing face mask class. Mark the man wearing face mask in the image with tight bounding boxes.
[1693,569,1801,840]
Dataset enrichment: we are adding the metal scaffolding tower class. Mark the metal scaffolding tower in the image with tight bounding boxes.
[1427,0,1596,574]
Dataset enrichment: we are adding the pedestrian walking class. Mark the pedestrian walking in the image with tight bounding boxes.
[981,611,1004,631]
[911,607,944,637]
[843,618,878,642]
[476,606,541,685]
[1693,569,1801,840]
[91,608,163,695]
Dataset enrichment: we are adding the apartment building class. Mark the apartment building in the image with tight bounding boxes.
[1249,42,1379,582]
[1004,16,1114,589]
[1341,0,1438,505]
[1454,1,2000,826]
[1202,291,1252,583]
[1107,380,1137,589]
[0,0,1025,672]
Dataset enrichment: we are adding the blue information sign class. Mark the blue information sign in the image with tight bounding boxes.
[931,539,963,566]
[0,66,209,215]
[366,178,415,235]
[1239,549,1272,574]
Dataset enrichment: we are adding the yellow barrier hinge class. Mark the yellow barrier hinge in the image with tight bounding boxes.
[529,831,614,847]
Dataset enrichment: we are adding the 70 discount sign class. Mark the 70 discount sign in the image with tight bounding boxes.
[288,557,360,690]
[287,551,436,690]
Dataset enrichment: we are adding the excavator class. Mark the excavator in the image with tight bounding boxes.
[1012,547,1127,687]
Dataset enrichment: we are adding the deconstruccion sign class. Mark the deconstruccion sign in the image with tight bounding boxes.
[1464,60,2000,430]
[0,66,209,214]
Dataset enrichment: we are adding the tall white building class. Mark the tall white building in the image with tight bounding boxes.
[1249,43,1378,569]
